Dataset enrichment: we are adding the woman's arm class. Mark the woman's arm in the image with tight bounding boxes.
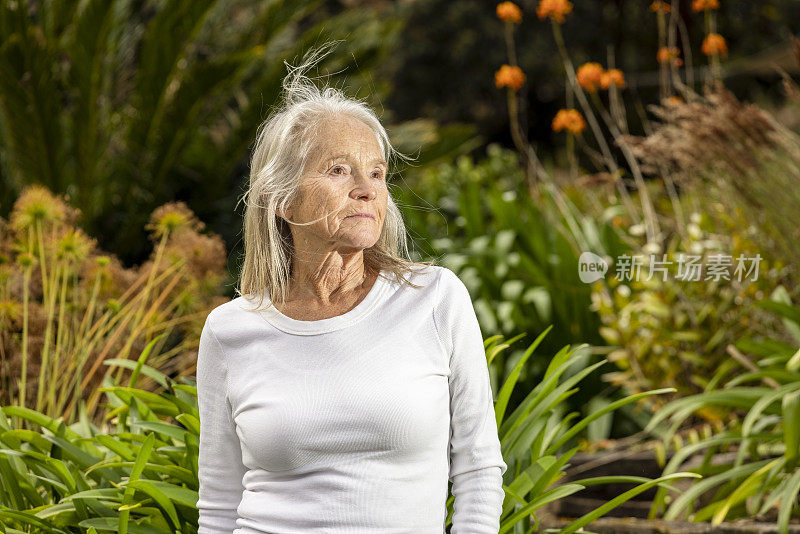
[196,315,248,534]
[433,268,508,533]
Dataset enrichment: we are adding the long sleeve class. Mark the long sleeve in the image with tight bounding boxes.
[433,268,508,534]
[196,315,248,534]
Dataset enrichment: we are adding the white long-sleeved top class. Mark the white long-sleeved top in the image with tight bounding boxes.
[195,264,507,533]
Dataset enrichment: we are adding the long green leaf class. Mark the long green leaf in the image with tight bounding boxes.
[562,473,702,534]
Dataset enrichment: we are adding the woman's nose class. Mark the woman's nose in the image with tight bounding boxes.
[350,170,377,199]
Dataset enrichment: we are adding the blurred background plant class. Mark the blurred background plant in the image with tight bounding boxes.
[588,68,800,404]
[0,343,204,533]
[388,0,800,443]
[485,328,698,533]
[0,184,227,426]
[469,0,800,416]
[645,296,800,530]
[589,196,792,403]
[0,0,470,269]
[395,145,651,439]
[382,0,800,158]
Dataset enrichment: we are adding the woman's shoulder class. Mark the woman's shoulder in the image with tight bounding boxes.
[427,265,474,311]
[205,296,251,325]
[394,264,470,309]
[419,264,466,295]
[396,263,453,294]
[202,296,280,345]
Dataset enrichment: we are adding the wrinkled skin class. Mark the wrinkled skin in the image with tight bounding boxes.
[276,114,389,320]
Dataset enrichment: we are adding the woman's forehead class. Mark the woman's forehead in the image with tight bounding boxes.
[310,125,383,162]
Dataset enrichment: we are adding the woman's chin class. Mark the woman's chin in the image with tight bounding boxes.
[338,236,380,252]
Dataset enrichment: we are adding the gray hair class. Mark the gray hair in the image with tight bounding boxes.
[235,42,430,310]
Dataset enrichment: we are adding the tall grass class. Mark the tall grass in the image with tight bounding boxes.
[1,185,228,426]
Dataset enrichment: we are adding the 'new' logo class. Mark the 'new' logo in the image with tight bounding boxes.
[578,252,608,283]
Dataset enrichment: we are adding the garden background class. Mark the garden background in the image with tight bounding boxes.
[2,0,800,532]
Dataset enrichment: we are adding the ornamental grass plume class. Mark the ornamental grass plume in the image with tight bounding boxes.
[622,85,777,177]
[146,201,205,240]
[536,0,573,23]
[692,0,720,11]
[552,108,586,135]
[576,62,604,93]
[7,184,77,233]
[0,186,229,427]
[702,33,728,57]
[495,64,526,90]
[621,82,800,269]
[496,1,522,23]
[54,228,95,264]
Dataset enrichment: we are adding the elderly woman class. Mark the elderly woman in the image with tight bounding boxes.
[195,45,507,534]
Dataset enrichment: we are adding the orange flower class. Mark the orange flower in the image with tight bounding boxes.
[576,62,604,93]
[657,46,682,65]
[692,0,719,11]
[649,1,671,13]
[702,33,728,57]
[666,96,684,105]
[536,0,573,23]
[496,1,523,23]
[552,108,586,135]
[600,68,626,89]
[494,64,526,90]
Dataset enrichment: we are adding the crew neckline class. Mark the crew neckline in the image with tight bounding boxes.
[243,269,395,335]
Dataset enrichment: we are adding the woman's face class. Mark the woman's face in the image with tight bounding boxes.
[284,115,388,257]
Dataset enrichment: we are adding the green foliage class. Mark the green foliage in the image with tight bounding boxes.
[646,293,800,531]
[0,1,406,264]
[397,143,644,438]
[469,327,699,533]
[0,320,697,533]
[0,343,202,533]
[397,144,621,357]
[590,194,792,404]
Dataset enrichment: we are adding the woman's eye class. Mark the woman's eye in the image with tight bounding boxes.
[372,171,383,179]
[331,165,345,175]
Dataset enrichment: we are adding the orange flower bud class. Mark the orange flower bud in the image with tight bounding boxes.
[496,1,523,23]
[536,0,573,23]
[702,33,728,57]
[657,46,681,64]
[576,62,604,93]
[649,1,671,13]
[600,68,626,89]
[552,108,586,135]
[692,0,719,12]
[494,64,526,90]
